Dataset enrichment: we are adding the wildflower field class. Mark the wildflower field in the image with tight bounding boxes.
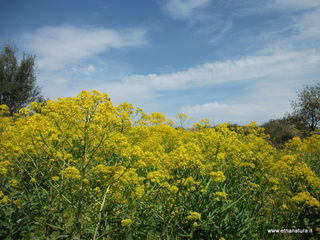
[0,91,319,239]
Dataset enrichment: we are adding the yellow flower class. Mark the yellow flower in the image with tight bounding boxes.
[281,155,296,163]
[10,179,18,187]
[169,185,179,193]
[0,160,11,175]
[268,177,280,185]
[61,166,81,180]
[200,189,207,194]
[51,176,60,181]
[292,192,320,208]
[186,211,201,221]
[247,182,259,190]
[83,178,89,184]
[209,171,226,182]
[147,170,170,183]
[214,192,228,199]
[0,195,10,204]
[30,178,37,183]
[121,218,133,227]
[134,185,145,199]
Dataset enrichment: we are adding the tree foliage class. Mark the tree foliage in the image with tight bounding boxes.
[0,44,43,115]
[291,83,320,133]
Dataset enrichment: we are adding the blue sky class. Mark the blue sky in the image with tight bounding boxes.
[1,0,320,125]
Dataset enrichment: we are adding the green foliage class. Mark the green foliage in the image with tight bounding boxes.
[262,116,305,147]
[0,44,43,115]
[263,83,320,147]
[291,83,320,133]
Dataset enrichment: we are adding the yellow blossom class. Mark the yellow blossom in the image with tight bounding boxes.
[134,185,145,198]
[10,179,18,187]
[51,176,60,181]
[193,222,199,227]
[186,211,201,221]
[0,195,10,204]
[209,171,226,182]
[121,218,133,227]
[214,192,228,199]
[83,178,89,184]
[0,160,11,175]
[30,178,37,183]
[292,192,320,208]
[61,166,81,180]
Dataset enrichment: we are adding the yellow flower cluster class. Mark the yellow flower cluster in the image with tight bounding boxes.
[214,191,228,199]
[186,211,201,221]
[147,169,171,183]
[209,171,226,182]
[60,166,81,180]
[51,176,59,181]
[121,218,133,227]
[0,90,319,239]
[10,179,18,187]
[0,160,11,175]
[292,192,320,208]
[0,191,10,204]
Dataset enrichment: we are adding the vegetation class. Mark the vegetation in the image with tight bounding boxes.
[263,83,319,147]
[0,91,319,239]
[0,44,43,115]
[262,116,303,147]
[291,83,320,133]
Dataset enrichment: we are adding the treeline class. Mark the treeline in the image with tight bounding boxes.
[262,83,320,147]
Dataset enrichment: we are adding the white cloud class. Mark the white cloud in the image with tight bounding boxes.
[237,0,320,16]
[72,64,96,75]
[180,80,299,125]
[164,0,211,19]
[121,50,320,91]
[257,7,320,56]
[99,49,318,124]
[97,81,156,104]
[23,24,147,70]
[182,102,266,125]
[294,8,320,41]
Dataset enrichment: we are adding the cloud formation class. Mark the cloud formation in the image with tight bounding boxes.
[164,0,211,19]
[182,101,265,124]
[23,25,147,70]
[90,48,319,125]
[121,50,319,92]
[17,2,320,125]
